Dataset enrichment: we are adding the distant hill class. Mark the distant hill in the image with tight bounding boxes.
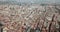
[0,1,20,5]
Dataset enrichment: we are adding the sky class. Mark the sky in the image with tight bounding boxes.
[0,0,60,4]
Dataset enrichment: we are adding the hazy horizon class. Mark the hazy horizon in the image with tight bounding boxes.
[0,0,60,4]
